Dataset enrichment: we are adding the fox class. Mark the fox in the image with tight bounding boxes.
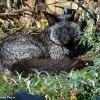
[0,12,92,74]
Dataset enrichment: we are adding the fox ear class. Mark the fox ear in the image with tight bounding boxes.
[44,12,60,25]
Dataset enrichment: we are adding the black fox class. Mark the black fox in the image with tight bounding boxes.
[0,12,90,73]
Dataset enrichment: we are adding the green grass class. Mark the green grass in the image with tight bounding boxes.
[0,58,99,100]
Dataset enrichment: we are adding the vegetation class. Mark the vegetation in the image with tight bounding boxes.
[0,55,99,99]
[0,0,100,100]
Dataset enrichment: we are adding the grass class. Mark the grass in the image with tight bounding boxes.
[0,56,99,100]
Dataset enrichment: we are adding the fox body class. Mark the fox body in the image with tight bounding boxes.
[0,12,90,73]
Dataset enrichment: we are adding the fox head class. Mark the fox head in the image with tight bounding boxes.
[44,12,82,46]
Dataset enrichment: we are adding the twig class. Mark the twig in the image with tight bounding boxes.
[0,8,34,17]
[0,12,18,16]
